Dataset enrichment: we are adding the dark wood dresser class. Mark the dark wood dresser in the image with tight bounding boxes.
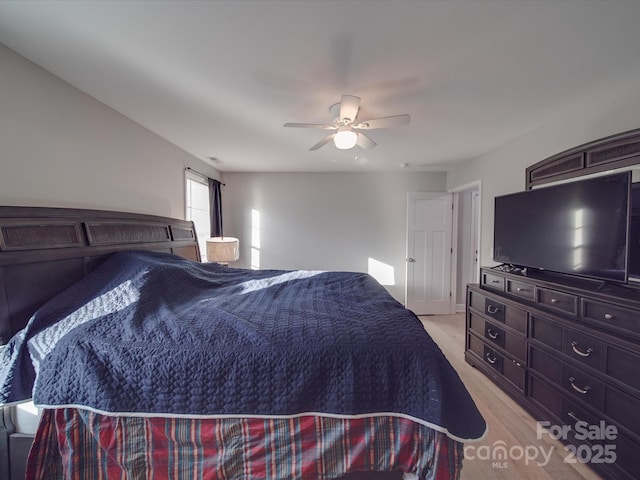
[466,266,640,479]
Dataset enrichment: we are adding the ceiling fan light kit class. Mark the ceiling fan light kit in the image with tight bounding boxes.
[284,95,410,151]
[334,128,358,149]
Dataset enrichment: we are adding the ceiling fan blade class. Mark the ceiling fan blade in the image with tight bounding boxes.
[339,95,361,122]
[356,132,377,150]
[309,133,336,151]
[354,114,411,129]
[284,122,336,129]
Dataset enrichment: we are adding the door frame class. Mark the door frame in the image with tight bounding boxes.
[450,180,482,312]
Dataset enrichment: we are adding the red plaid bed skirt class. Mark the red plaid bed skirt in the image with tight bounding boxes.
[26,409,463,479]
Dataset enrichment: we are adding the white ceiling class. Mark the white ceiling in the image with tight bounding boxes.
[1,1,640,173]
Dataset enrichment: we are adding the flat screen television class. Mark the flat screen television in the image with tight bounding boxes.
[493,172,631,283]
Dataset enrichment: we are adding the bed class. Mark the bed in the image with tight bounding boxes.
[0,206,486,480]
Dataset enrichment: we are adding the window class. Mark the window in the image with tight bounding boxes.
[185,170,210,261]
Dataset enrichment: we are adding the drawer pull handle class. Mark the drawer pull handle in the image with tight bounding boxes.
[569,377,591,395]
[604,313,614,320]
[485,352,497,364]
[487,328,500,340]
[516,287,527,292]
[512,359,522,367]
[571,341,594,358]
[490,280,501,284]
[487,305,500,314]
[567,411,582,423]
[550,298,559,304]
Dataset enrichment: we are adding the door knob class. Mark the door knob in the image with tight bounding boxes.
[407,258,416,263]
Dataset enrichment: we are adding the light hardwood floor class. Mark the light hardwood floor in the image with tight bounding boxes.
[419,314,603,480]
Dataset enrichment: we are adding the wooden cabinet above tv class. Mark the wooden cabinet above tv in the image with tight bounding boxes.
[526,128,640,189]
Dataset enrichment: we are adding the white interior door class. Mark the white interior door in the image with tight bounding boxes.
[406,192,453,315]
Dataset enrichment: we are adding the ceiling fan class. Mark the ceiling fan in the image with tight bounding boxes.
[284,95,411,151]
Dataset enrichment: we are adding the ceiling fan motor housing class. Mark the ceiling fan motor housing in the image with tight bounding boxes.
[283,94,410,151]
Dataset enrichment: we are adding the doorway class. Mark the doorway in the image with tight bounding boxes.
[452,181,482,312]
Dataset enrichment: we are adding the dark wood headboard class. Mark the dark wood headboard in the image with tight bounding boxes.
[0,206,200,345]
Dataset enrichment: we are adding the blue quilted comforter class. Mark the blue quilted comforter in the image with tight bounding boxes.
[0,251,486,441]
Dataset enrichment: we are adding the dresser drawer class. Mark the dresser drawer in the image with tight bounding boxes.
[487,321,527,363]
[531,314,605,371]
[530,345,562,384]
[531,373,640,480]
[484,321,506,349]
[504,305,528,334]
[482,271,505,291]
[503,355,526,392]
[560,399,604,439]
[529,373,563,417]
[506,278,535,301]
[468,333,503,372]
[582,299,640,340]
[537,287,578,316]
[469,311,504,347]
[468,287,527,334]
[467,332,489,364]
[485,297,505,323]
[562,329,605,371]
[562,364,604,411]
[603,384,640,439]
[530,315,563,351]
[532,373,603,434]
[469,312,526,361]
[615,430,640,480]
[567,403,640,480]
[560,385,640,460]
[532,316,640,394]
[467,333,525,392]
[531,373,603,431]
[606,346,640,393]
[530,345,605,411]
[483,344,503,374]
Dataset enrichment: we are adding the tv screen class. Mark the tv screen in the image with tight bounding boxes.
[493,172,630,282]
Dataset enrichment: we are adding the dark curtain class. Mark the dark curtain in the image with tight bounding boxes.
[209,178,223,237]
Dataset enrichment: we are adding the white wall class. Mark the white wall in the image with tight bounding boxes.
[222,172,447,302]
[0,44,219,218]
[447,72,640,269]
